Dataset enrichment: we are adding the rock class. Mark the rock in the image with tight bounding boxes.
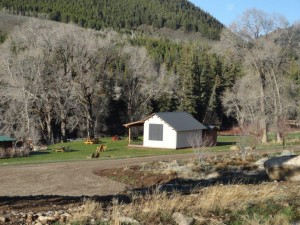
[11,211,18,216]
[59,215,66,223]
[280,150,295,156]
[62,212,71,218]
[54,211,61,217]
[46,216,56,222]
[193,216,206,224]
[26,214,33,223]
[45,211,54,216]
[172,212,195,225]
[0,216,9,223]
[264,155,300,181]
[119,216,140,225]
[230,145,240,151]
[38,215,48,223]
[244,146,255,151]
[205,172,220,180]
[254,157,269,170]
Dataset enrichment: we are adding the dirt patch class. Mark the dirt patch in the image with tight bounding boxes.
[94,165,176,189]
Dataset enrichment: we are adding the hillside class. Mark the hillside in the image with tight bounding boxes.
[0,0,223,40]
[0,13,28,42]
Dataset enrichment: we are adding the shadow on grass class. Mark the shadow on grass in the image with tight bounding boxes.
[0,194,131,210]
[131,169,270,195]
[30,151,51,156]
[217,142,236,146]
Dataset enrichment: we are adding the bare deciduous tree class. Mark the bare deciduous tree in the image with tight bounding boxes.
[121,46,175,121]
[219,9,299,143]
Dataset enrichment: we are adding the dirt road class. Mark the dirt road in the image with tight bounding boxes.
[0,154,197,197]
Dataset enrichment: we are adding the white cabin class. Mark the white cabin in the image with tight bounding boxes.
[125,112,207,149]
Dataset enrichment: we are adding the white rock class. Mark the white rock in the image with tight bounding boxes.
[205,172,220,180]
[230,145,240,151]
[254,157,269,169]
[264,155,300,181]
[0,216,8,223]
[119,216,140,225]
[280,150,295,156]
[172,212,195,225]
[46,216,56,221]
[62,212,71,217]
[38,215,48,222]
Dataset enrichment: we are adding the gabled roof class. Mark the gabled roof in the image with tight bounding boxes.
[154,112,207,131]
[0,136,16,142]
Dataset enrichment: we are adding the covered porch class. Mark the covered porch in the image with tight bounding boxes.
[123,119,145,147]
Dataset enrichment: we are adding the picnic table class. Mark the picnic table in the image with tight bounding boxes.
[83,138,100,144]
[54,146,65,153]
[54,146,71,152]
[84,138,95,144]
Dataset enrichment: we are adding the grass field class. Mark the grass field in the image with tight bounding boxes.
[1,133,300,166]
[0,136,238,166]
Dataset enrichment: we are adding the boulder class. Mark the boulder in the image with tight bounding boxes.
[254,157,269,170]
[119,216,140,225]
[0,216,8,223]
[264,155,300,181]
[230,145,240,151]
[172,212,195,225]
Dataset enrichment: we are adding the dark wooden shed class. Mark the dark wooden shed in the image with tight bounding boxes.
[202,125,218,147]
[0,136,16,149]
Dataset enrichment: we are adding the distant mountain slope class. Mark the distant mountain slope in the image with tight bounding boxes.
[0,0,224,40]
[0,13,28,43]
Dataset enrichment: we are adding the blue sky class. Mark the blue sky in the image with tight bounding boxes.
[190,0,300,26]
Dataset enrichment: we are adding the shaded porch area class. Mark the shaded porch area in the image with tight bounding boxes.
[123,119,145,147]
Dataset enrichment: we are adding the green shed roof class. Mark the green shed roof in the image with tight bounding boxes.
[0,136,17,142]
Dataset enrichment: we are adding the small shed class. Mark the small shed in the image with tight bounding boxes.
[0,136,16,149]
[203,125,218,147]
[124,112,207,149]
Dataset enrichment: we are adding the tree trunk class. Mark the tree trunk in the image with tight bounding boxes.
[45,114,53,144]
[86,103,95,138]
[276,131,283,143]
[259,74,268,144]
[60,113,67,143]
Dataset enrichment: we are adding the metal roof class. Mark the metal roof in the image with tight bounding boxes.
[154,112,207,131]
[0,136,16,142]
[123,120,146,128]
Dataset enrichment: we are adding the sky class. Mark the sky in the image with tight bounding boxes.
[190,0,300,26]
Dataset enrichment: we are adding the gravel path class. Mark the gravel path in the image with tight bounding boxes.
[0,154,197,196]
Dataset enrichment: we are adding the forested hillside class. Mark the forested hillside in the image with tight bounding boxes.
[0,18,240,144]
[0,0,223,40]
[1,3,299,146]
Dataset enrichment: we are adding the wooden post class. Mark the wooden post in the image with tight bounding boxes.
[128,128,131,145]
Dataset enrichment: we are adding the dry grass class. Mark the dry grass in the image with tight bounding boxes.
[240,213,291,225]
[69,182,299,224]
[124,184,281,217]
[70,199,104,224]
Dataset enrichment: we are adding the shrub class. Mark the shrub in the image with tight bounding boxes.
[0,147,31,159]
[0,147,7,158]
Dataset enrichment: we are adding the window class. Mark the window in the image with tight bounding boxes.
[149,124,163,141]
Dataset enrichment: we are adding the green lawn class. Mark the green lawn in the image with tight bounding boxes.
[1,134,299,166]
[0,136,237,166]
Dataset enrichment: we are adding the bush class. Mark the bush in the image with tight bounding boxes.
[0,148,7,158]
[0,147,31,159]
